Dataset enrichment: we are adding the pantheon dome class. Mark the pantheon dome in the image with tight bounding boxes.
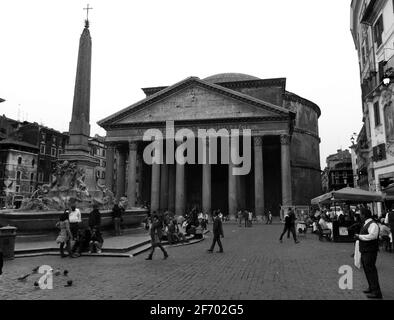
[203,73,261,83]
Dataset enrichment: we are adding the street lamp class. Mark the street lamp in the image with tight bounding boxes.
[383,76,391,86]
[383,68,394,86]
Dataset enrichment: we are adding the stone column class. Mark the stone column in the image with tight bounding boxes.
[116,145,126,201]
[202,139,211,215]
[228,161,237,221]
[254,137,264,220]
[175,141,185,216]
[151,161,161,214]
[168,164,176,213]
[160,162,169,211]
[136,153,143,206]
[105,144,115,192]
[127,141,138,208]
[280,134,292,206]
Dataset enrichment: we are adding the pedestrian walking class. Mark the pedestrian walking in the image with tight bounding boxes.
[355,208,383,299]
[111,201,123,236]
[146,215,169,260]
[238,210,243,227]
[243,210,249,228]
[266,210,273,225]
[207,211,224,253]
[248,211,253,227]
[279,208,299,244]
[69,205,82,240]
[56,210,73,258]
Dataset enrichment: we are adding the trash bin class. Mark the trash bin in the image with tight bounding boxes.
[0,226,17,260]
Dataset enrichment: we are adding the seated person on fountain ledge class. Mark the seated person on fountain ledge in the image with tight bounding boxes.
[89,227,104,254]
[166,219,178,245]
[71,228,91,257]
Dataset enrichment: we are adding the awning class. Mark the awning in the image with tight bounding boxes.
[311,187,384,205]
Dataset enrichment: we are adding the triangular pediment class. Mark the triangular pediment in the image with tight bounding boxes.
[98,77,292,127]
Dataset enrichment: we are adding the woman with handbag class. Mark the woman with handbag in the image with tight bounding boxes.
[56,210,73,258]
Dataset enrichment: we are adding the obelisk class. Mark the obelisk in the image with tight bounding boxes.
[60,14,99,192]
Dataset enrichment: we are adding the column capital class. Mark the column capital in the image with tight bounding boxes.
[254,136,263,147]
[105,142,115,150]
[115,143,128,153]
[280,134,291,145]
[129,141,138,151]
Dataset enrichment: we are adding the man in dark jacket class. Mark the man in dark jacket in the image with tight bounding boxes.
[146,215,169,260]
[111,202,123,236]
[88,204,101,231]
[355,208,383,299]
[279,208,299,244]
[207,211,224,253]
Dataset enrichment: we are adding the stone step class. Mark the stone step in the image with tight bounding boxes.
[129,243,152,256]
[15,226,146,243]
[14,252,133,259]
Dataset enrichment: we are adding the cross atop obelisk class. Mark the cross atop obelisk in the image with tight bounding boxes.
[84,4,93,28]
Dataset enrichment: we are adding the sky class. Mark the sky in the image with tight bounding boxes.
[0,0,362,169]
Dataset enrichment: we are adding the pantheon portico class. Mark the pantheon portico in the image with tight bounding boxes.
[98,73,322,218]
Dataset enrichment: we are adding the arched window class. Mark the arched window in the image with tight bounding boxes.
[16,171,21,180]
[32,159,35,167]
[17,156,22,165]
[30,173,35,181]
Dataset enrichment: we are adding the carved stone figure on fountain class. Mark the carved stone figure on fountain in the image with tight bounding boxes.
[95,178,115,210]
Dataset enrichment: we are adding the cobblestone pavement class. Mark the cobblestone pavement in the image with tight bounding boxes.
[1,223,393,300]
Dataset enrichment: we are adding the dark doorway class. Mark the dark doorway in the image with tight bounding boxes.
[186,163,202,212]
[211,164,228,214]
[263,136,282,216]
[140,142,152,206]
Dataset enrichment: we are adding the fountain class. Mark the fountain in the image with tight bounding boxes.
[0,160,147,236]
[0,17,148,236]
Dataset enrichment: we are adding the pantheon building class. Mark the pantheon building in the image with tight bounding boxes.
[98,73,322,218]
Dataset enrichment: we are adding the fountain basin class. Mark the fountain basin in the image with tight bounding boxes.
[0,208,148,235]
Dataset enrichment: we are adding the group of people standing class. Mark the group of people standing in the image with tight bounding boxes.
[237,209,254,228]
[55,203,114,258]
[145,211,192,260]
[144,208,226,260]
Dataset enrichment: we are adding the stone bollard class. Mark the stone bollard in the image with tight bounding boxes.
[0,226,17,260]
